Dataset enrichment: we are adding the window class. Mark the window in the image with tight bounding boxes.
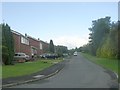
[40,42,43,50]
[21,36,29,45]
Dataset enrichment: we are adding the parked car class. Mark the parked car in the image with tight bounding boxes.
[73,51,77,56]
[14,53,30,62]
[40,53,59,59]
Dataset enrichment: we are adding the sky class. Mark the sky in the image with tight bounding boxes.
[1,2,118,49]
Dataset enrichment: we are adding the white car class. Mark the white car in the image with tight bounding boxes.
[14,53,30,61]
[73,52,77,56]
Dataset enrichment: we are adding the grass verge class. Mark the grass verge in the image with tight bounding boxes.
[81,53,118,74]
[0,65,2,79]
[2,59,63,79]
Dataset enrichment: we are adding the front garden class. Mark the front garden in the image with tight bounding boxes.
[2,59,63,79]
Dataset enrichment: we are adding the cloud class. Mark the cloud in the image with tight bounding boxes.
[53,35,89,49]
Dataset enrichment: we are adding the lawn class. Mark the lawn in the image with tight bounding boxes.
[2,59,63,79]
[81,53,118,74]
[0,65,2,79]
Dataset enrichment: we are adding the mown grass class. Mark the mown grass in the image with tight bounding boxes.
[2,59,63,79]
[81,53,118,74]
[0,65,2,79]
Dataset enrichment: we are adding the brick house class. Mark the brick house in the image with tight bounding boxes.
[12,30,31,56]
[40,40,49,54]
[12,30,49,58]
[27,36,41,57]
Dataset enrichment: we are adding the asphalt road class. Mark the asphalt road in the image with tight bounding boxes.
[11,53,118,88]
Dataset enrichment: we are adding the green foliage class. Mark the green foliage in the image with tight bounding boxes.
[96,22,118,58]
[68,49,75,55]
[55,45,68,57]
[81,44,90,53]
[82,17,118,59]
[88,17,111,55]
[0,24,2,62]
[2,23,14,65]
[49,40,55,53]
[118,21,120,59]
[76,47,82,52]
[2,46,9,64]
[43,46,49,53]
[0,24,2,44]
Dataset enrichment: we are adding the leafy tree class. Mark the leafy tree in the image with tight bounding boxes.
[82,17,119,59]
[118,21,120,59]
[0,24,2,64]
[88,17,111,55]
[96,22,118,58]
[55,45,68,57]
[55,46,63,57]
[2,46,9,64]
[49,40,55,53]
[81,44,91,53]
[68,49,76,55]
[78,47,83,52]
[2,23,14,65]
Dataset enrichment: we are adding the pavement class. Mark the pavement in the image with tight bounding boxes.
[2,59,68,88]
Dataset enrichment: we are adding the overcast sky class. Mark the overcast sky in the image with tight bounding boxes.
[2,2,118,49]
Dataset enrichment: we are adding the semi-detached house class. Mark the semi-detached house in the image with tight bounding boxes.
[12,30,49,58]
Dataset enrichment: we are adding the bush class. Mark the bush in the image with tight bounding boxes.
[2,46,9,65]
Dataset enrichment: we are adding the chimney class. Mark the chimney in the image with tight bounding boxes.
[25,33,27,37]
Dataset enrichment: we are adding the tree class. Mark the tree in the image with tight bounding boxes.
[0,24,2,64]
[118,21,120,59]
[88,17,111,55]
[96,21,118,58]
[81,44,91,53]
[49,40,55,53]
[83,17,119,59]
[81,17,119,59]
[68,48,76,55]
[77,47,82,52]
[2,23,14,65]
[55,45,68,57]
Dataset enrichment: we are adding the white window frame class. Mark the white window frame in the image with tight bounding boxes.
[40,42,43,50]
[21,36,29,45]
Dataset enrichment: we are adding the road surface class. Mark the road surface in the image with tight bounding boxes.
[11,53,118,88]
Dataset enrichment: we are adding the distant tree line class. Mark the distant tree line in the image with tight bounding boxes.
[68,47,82,55]
[81,17,120,59]
[48,40,68,57]
[55,45,68,57]
[1,23,14,65]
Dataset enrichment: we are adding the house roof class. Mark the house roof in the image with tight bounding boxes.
[12,30,50,45]
[40,40,49,45]
[11,30,21,36]
[27,35,40,42]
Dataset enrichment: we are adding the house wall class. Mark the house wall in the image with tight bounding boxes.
[40,41,49,54]
[12,30,49,58]
[20,43,31,56]
[12,31,31,56]
[28,37,41,56]
[12,32,21,53]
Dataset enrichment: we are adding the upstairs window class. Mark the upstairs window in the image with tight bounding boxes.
[21,36,29,45]
[40,42,43,50]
